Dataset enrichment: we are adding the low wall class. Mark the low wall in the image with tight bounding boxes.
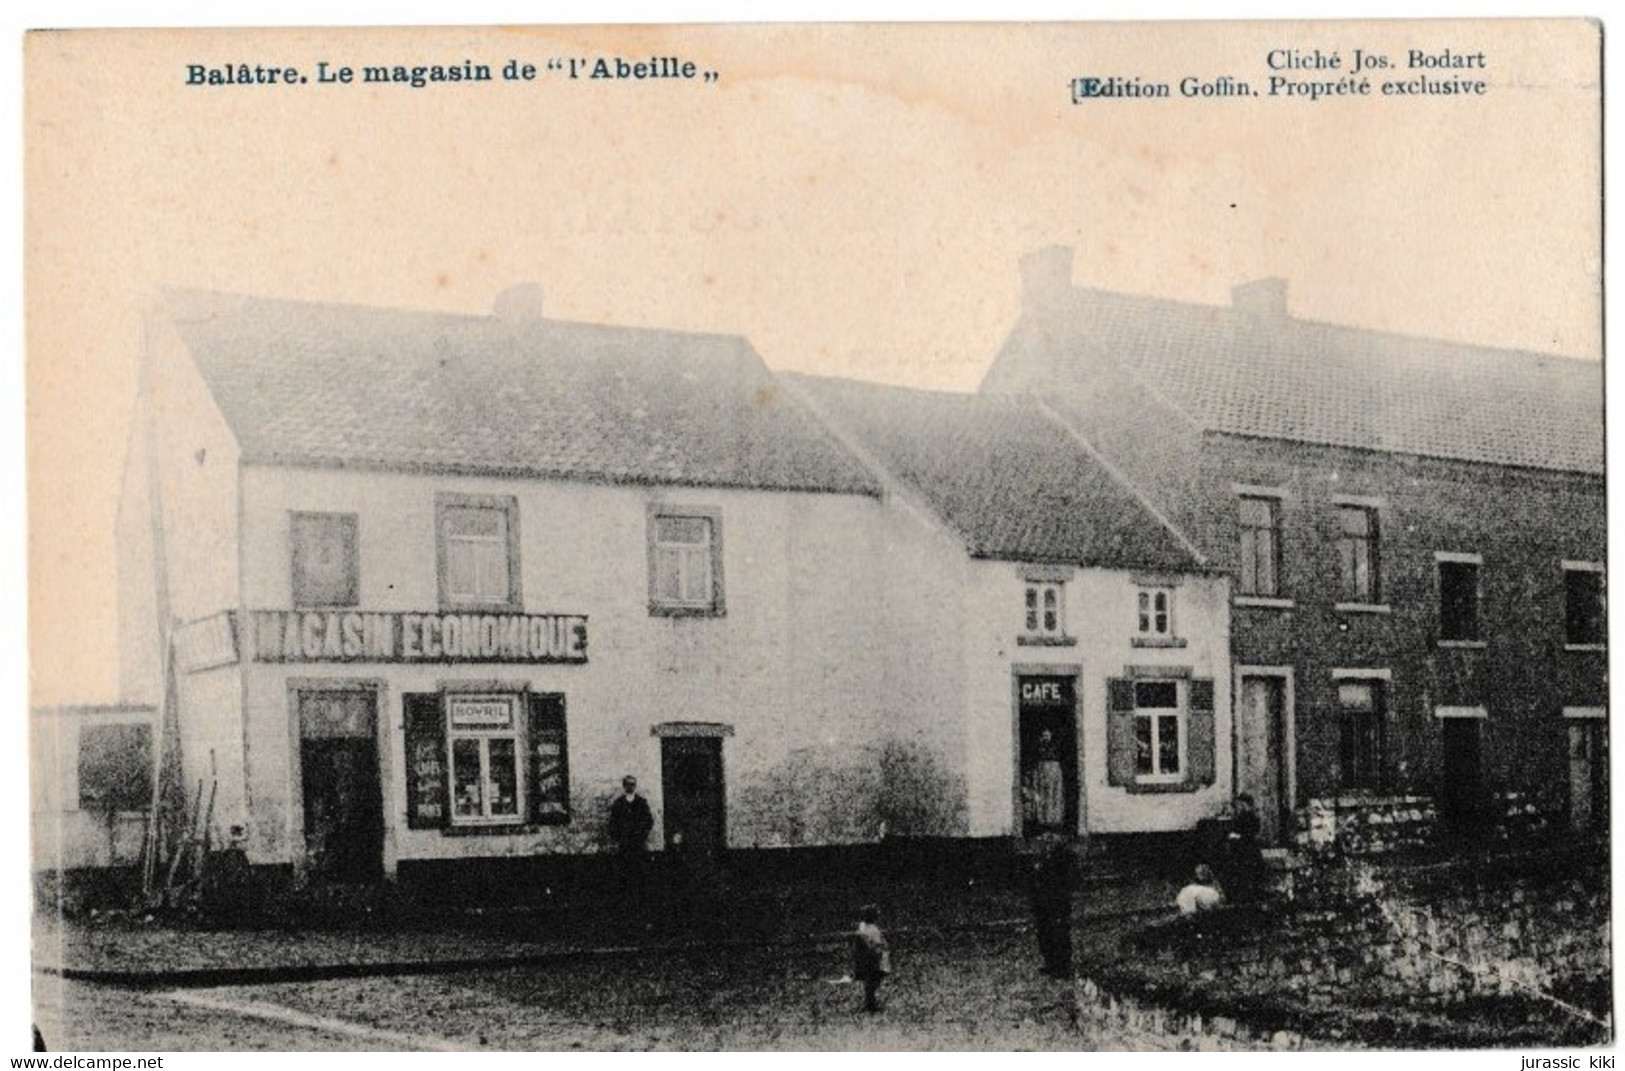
[1118,849,1611,1047]
[1291,791,1566,859]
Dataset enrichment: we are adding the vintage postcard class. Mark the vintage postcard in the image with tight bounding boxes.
[22,18,1605,1055]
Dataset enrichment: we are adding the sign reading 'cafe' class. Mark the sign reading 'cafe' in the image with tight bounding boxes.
[250,610,589,664]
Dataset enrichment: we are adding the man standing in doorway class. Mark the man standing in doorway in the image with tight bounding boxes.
[608,775,655,914]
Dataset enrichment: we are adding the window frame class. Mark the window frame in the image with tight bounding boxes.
[436,493,523,613]
[647,504,726,617]
[1333,670,1389,792]
[1435,552,1484,646]
[1023,580,1067,641]
[1563,561,1606,650]
[445,693,526,827]
[1236,491,1284,599]
[290,511,360,608]
[1136,586,1174,638]
[1334,502,1382,605]
[1131,678,1186,784]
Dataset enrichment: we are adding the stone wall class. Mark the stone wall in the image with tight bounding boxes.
[1291,791,1568,860]
[1123,850,1610,1046]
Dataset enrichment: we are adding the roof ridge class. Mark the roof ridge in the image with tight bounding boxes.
[162,286,756,348]
[1071,283,1600,366]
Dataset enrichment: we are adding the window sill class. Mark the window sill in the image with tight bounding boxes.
[1131,636,1188,649]
[1123,779,1199,795]
[1335,602,1391,615]
[1565,643,1607,653]
[1017,634,1078,647]
[1436,639,1487,649]
[439,818,570,836]
[440,601,525,615]
[649,603,726,619]
[1234,596,1294,610]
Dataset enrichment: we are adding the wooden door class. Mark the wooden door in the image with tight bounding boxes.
[299,690,383,882]
[1236,675,1289,844]
[660,736,725,855]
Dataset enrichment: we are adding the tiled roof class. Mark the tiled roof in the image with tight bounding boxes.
[165,291,881,496]
[786,374,1204,571]
[996,286,1603,475]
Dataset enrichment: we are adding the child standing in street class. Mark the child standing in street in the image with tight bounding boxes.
[849,904,892,1013]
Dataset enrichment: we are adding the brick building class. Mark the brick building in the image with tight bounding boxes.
[981,248,1606,844]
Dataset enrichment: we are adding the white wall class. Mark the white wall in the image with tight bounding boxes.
[30,708,157,871]
[235,466,971,868]
[960,562,1233,836]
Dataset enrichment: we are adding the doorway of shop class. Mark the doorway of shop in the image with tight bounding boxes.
[298,688,383,882]
[1016,673,1079,838]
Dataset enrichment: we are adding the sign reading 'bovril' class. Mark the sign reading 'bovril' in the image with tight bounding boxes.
[251,610,588,664]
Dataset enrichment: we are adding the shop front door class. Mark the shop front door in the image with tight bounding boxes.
[1017,674,1078,838]
[299,689,383,882]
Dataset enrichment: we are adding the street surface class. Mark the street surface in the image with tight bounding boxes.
[33,925,1277,1051]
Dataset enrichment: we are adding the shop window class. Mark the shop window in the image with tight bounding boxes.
[1238,495,1282,597]
[437,494,521,611]
[1106,676,1216,793]
[1136,587,1173,638]
[446,695,522,824]
[404,692,569,831]
[648,506,724,615]
[1336,505,1381,603]
[1437,555,1481,642]
[1564,563,1605,647]
[77,723,152,812]
[291,512,359,607]
[1337,679,1386,790]
[1024,581,1065,639]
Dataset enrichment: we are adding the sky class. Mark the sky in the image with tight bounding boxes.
[23,19,1601,707]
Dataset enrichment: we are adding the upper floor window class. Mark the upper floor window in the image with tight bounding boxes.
[1024,581,1065,639]
[1238,494,1282,597]
[1564,562,1606,647]
[1436,553,1482,643]
[437,494,521,611]
[291,512,359,607]
[648,505,725,616]
[1137,587,1173,637]
[1336,504,1381,604]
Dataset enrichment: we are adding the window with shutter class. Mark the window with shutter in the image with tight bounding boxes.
[1108,675,1215,793]
[1106,678,1138,787]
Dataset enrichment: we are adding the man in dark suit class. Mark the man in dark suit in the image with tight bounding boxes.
[608,775,654,910]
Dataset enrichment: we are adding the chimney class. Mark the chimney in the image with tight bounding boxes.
[1020,246,1075,308]
[493,282,546,323]
[1231,278,1289,318]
